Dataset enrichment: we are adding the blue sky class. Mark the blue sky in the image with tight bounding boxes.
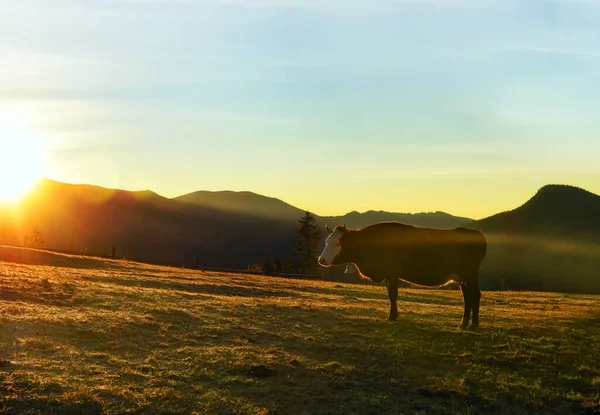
[1,0,599,218]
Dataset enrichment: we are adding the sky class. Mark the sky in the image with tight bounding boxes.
[1,0,599,219]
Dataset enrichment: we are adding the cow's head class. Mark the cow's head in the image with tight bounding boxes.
[318,224,348,267]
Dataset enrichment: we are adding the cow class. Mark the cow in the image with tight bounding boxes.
[318,222,487,329]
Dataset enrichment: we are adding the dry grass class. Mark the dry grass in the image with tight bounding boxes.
[0,247,599,414]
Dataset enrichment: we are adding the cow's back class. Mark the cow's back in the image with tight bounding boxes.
[404,227,486,282]
[355,222,486,284]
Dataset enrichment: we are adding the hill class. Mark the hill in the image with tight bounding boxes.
[474,184,600,238]
[173,190,473,230]
[5,179,600,292]
[0,249,598,414]
[468,185,600,293]
[174,190,306,221]
[0,178,474,271]
[0,179,297,269]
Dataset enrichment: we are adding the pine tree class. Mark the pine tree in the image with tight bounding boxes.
[295,211,323,275]
[261,251,276,275]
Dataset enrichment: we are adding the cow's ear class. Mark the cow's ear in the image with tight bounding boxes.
[342,224,347,231]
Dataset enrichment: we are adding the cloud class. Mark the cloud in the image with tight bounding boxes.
[106,0,518,15]
[48,144,130,161]
[1,48,91,66]
[387,0,510,8]
[399,142,503,156]
[504,46,600,59]
[495,110,598,125]
[107,0,504,12]
[352,165,531,180]
[107,0,325,8]
[0,89,90,102]
[190,110,299,126]
[557,0,600,4]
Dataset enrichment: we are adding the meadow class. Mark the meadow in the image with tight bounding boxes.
[0,246,599,414]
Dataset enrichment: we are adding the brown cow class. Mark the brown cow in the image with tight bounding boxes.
[318,222,487,329]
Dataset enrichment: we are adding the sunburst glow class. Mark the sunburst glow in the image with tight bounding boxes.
[0,113,48,202]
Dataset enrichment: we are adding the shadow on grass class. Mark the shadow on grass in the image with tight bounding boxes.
[0,246,126,271]
[218,303,600,415]
[0,396,103,415]
[3,307,597,415]
[80,274,467,309]
[2,267,599,415]
[0,279,78,307]
[81,274,320,300]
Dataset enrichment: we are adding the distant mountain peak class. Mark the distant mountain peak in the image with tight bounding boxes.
[470,183,600,235]
[533,184,595,198]
[173,189,305,221]
[539,183,587,191]
[522,184,598,209]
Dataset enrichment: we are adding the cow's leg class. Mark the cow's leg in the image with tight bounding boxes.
[386,277,399,321]
[470,280,482,329]
[459,283,472,330]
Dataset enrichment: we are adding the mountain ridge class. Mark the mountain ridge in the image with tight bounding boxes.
[171,187,473,228]
[25,179,474,224]
[2,179,600,294]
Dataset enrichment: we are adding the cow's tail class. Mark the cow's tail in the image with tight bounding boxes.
[478,231,488,264]
[398,278,461,289]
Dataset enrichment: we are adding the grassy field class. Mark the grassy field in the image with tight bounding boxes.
[0,246,599,414]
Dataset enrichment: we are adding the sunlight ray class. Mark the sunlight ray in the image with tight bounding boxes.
[0,112,49,202]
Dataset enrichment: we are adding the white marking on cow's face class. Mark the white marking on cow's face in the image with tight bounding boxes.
[318,228,344,267]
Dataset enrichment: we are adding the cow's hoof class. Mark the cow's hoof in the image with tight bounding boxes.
[387,316,398,322]
[459,323,469,330]
[469,323,479,330]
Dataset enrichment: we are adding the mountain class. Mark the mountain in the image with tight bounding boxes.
[8,179,598,293]
[173,190,305,221]
[472,184,600,239]
[0,179,297,269]
[467,185,600,293]
[173,190,473,229]
[0,179,476,272]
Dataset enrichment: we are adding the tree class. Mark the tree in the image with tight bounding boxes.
[24,228,45,249]
[261,251,277,275]
[294,211,323,275]
[273,258,282,274]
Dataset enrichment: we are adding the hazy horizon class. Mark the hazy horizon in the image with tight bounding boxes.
[1,0,600,218]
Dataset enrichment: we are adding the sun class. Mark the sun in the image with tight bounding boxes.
[0,113,48,203]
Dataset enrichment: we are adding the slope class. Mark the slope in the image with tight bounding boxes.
[0,179,297,269]
[0,252,599,414]
[468,185,600,293]
[474,184,600,239]
[173,190,473,229]
[174,190,306,221]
